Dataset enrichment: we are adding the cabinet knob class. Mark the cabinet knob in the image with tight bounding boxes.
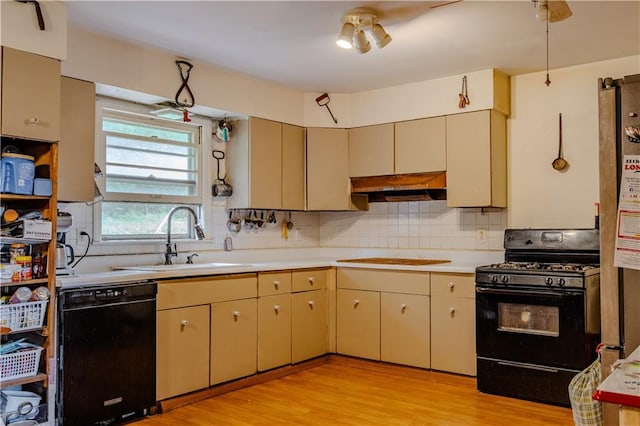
[233,311,240,318]
[353,299,360,307]
[180,319,190,326]
[400,303,407,313]
[308,300,315,309]
[273,280,280,288]
[26,117,40,125]
[274,305,280,313]
[448,307,456,315]
[448,282,455,290]
[308,277,314,285]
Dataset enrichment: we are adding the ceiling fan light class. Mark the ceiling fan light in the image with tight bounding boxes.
[354,29,371,54]
[336,22,355,49]
[371,23,392,49]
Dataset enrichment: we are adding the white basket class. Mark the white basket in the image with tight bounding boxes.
[0,300,48,333]
[0,346,43,381]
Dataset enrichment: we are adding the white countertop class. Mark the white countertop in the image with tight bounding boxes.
[56,250,501,289]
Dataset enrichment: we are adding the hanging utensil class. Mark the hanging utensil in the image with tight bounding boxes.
[227,210,241,233]
[552,113,568,171]
[286,212,294,230]
[212,150,233,197]
[458,76,470,109]
[16,0,45,30]
[315,93,338,124]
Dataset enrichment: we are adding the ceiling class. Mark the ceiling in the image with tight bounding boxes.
[66,1,640,94]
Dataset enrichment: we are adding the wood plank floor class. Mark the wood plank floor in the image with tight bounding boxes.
[134,357,574,426]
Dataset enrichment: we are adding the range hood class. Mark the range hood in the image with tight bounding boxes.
[351,172,447,202]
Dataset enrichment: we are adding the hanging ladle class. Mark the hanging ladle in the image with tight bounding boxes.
[552,113,568,171]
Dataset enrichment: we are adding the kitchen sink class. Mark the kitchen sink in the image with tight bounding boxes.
[115,262,246,272]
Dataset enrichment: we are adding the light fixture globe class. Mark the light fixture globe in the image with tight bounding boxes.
[354,29,371,54]
[371,23,392,49]
[336,22,355,49]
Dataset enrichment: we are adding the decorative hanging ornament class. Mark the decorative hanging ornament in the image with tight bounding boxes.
[458,76,470,109]
[174,60,195,122]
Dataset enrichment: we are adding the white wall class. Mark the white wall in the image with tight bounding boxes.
[508,56,640,228]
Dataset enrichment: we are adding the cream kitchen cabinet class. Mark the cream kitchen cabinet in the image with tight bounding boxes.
[381,292,430,368]
[257,271,292,371]
[430,273,476,376]
[156,305,210,400]
[1,47,60,142]
[58,76,95,202]
[394,116,446,174]
[291,268,329,363]
[210,298,258,385]
[306,127,367,211]
[336,289,380,360]
[348,123,394,177]
[446,110,507,208]
[227,118,305,210]
[336,268,430,365]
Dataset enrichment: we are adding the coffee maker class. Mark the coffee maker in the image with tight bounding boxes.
[56,211,75,275]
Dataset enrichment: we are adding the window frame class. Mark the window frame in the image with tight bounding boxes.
[93,96,212,242]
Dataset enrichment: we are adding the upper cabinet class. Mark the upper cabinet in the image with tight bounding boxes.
[0,0,67,60]
[1,47,61,142]
[307,127,366,211]
[446,110,507,208]
[348,124,394,177]
[58,77,96,202]
[227,117,304,210]
[395,116,446,174]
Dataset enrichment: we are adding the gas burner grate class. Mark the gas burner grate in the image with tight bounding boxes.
[490,262,599,272]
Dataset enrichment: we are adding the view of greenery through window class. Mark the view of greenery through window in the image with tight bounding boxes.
[99,109,202,240]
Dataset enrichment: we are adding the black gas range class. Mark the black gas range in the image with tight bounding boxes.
[475,229,601,407]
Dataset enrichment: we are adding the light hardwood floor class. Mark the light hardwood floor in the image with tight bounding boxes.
[135,357,574,425]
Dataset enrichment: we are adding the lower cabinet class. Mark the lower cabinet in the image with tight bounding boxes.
[257,294,292,371]
[380,292,430,368]
[292,289,328,363]
[156,305,210,400]
[211,298,258,385]
[336,289,380,360]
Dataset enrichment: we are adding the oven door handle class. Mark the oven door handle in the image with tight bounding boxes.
[475,286,583,297]
[497,360,560,373]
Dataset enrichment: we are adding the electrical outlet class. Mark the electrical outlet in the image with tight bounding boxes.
[477,228,488,244]
[76,228,89,241]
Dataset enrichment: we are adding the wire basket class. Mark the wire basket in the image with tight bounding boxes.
[0,300,48,333]
[0,346,43,381]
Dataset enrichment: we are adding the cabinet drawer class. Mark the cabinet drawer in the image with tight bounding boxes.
[431,273,475,299]
[292,268,328,292]
[258,271,291,296]
[337,268,429,295]
[158,274,257,309]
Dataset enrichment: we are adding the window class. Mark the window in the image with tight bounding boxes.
[95,98,209,241]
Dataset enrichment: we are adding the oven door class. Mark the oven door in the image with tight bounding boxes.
[476,286,595,369]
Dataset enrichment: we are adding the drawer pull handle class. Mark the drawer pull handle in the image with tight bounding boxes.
[26,117,40,125]
[180,320,190,327]
[274,305,280,313]
[353,299,360,307]
[448,307,456,315]
[233,311,240,319]
[308,277,314,285]
[448,282,455,290]
[400,304,407,313]
[273,280,280,288]
[308,300,315,309]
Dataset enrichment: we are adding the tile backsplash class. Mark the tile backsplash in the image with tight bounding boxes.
[60,199,506,268]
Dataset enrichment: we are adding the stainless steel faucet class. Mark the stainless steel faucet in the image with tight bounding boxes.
[164,206,206,265]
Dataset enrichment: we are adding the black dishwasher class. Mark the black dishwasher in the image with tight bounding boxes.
[57,280,157,425]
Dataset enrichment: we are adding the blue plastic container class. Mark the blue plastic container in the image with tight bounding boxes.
[2,153,35,195]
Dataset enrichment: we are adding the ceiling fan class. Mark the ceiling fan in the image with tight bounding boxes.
[534,0,573,23]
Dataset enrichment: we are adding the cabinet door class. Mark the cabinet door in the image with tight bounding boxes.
[211,298,257,385]
[258,294,292,371]
[395,117,446,174]
[291,289,328,363]
[431,296,476,376]
[306,127,351,210]
[380,292,430,368]
[336,289,380,360]
[282,123,305,210]
[58,77,95,202]
[446,110,506,207]
[249,117,282,209]
[1,47,61,141]
[348,123,394,177]
[157,305,210,400]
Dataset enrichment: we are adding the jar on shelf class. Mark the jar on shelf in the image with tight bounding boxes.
[9,243,26,264]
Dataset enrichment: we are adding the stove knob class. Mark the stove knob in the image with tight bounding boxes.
[491,275,498,283]
[558,278,566,287]
[501,275,509,284]
[545,277,554,286]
